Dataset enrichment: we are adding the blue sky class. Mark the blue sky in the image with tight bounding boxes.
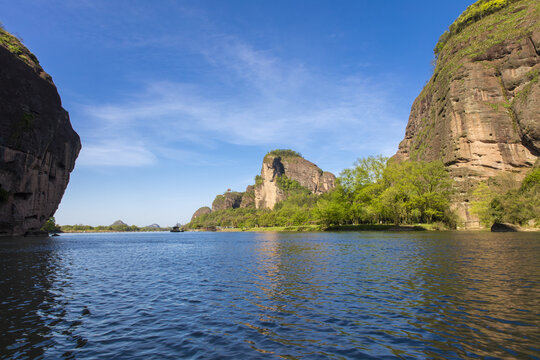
[1,0,475,226]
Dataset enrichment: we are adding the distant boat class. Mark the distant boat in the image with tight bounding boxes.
[170,226,184,233]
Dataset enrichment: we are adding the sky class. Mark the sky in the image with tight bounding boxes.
[1,0,476,226]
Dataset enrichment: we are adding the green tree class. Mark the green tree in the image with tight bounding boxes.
[41,217,60,233]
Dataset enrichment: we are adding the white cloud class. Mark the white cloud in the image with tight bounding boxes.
[76,36,405,167]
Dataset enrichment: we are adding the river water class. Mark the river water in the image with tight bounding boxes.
[1,231,539,359]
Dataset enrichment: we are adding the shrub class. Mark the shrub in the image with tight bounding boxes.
[266,149,302,158]
[434,0,515,56]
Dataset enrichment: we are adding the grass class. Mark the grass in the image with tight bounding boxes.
[434,0,517,57]
[514,68,539,104]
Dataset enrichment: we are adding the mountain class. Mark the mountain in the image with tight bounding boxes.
[0,27,80,236]
[254,150,336,209]
[394,0,540,227]
[190,150,335,220]
[111,220,128,226]
[190,207,212,222]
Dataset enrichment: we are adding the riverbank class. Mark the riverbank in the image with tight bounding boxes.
[190,224,540,232]
[60,230,170,233]
[190,224,436,232]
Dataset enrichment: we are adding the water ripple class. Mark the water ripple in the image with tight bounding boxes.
[0,231,539,359]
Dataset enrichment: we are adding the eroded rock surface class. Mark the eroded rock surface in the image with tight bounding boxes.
[240,185,255,208]
[211,192,243,212]
[254,154,335,209]
[0,29,80,236]
[395,0,540,227]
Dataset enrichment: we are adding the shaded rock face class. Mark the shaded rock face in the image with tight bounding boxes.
[0,30,80,236]
[190,206,212,222]
[240,185,255,208]
[211,192,243,211]
[254,155,336,209]
[491,222,518,232]
[395,1,540,227]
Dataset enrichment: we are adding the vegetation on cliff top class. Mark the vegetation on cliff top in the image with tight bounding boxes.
[425,0,539,100]
[0,22,41,68]
[265,149,302,159]
[434,0,516,56]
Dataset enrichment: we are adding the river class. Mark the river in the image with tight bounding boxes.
[1,231,539,359]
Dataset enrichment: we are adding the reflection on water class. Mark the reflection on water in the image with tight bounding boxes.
[0,231,539,359]
[0,236,87,359]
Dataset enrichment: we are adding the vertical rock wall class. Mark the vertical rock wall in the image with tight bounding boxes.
[0,30,80,236]
[254,155,336,209]
[395,0,540,227]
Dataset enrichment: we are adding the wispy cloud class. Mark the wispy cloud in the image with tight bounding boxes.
[78,142,157,167]
[76,34,405,167]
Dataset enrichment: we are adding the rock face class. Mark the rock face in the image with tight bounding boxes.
[491,222,518,232]
[0,28,80,236]
[188,150,336,221]
[190,206,212,222]
[240,185,255,208]
[254,154,336,209]
[211,191,243,211]
[395,0,540,227]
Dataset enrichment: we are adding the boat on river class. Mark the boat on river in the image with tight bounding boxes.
[170,226,184,233]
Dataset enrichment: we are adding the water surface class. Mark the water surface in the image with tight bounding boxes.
[1,231,539,359]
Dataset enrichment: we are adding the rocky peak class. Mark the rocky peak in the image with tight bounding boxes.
[0,27,80,236]
[191,207,212,222]
[111,220,128,226]
[255,150,336,209]
[188,150,335,220]
[394,0,540,227]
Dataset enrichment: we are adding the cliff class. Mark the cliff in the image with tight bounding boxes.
[254,150,336,209]
[211,191,244,211]
[395,0,540,227]
[189,150,335,220]
[0,27,80,236]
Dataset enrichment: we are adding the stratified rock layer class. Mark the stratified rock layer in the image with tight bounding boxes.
[395,0,540,227]
[0,29,80,236]
[254,155,336,209]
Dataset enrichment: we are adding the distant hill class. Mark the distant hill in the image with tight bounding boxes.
[111,220,127,226]
[145,224,161,228]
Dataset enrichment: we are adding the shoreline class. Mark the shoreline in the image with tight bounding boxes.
[56,224,540,234]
